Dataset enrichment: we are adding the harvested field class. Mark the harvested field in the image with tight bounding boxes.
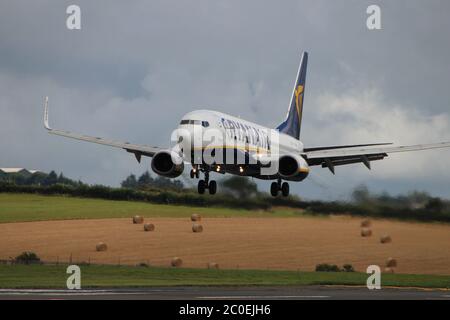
[1,216,450,275]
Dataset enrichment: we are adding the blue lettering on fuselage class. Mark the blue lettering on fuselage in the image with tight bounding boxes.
[220,117,270,150]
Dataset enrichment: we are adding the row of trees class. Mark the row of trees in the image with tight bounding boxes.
[121,171,184,190]
[0,170,80,187]
[0,168,258,199]
[352,184,448,214]
[120,171,260,199]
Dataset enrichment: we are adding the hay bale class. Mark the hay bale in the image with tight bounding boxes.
[207,262,219,269]
[137,262,149,268]
[384,267,395,273]
[171,257,183,267]
[96,242,107,252]
[133,215,144,224]
[132,215,144,224]
[192,224,203,233]
[191,214,201,222]
[144,223,155,232]
[386,257,397,268]
[361,228,372,237]
[360,219,371,227]
[380,235,392,244]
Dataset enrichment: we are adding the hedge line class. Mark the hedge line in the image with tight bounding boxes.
[0,183,271,210]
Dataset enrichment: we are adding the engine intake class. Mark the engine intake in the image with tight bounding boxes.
[151,150,184,178]
[278,154,309,181]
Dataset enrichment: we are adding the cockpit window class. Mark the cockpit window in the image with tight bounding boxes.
[180,119,210,127]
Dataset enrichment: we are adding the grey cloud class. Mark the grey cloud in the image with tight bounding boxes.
[1,0,449,199]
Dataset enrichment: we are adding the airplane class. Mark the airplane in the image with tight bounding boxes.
[43,51,450,197]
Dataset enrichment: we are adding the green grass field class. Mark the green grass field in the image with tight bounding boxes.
[0,193,309,223]
[1,264,449,289]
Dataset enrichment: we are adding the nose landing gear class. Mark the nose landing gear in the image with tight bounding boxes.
[190,167,200,179]
[270,178,289,197]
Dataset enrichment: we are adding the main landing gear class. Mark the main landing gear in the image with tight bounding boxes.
[191,167,217,195]
[270,178,289,197]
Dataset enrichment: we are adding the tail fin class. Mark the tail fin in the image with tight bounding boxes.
[276,51,308,140]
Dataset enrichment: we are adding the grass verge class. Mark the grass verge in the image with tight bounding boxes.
[0,264,449,289]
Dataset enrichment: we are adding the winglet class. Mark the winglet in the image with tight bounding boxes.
[43,96,51,130]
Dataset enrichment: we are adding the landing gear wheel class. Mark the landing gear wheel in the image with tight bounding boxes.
[281,182,290,197]
[190,168,200,179]
[270,182,279,197]
[198,180,206,194]
[208,180,217,195]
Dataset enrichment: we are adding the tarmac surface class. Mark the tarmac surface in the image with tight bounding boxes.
[0,286,449,300]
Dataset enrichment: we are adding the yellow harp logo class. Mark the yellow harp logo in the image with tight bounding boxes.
[294,85,304,124]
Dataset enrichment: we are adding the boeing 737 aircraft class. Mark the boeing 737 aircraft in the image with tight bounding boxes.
[43,52,450,196]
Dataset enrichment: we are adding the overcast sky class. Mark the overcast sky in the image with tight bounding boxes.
[1,0,450,200]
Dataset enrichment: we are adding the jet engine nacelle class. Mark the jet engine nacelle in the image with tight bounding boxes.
[278,154,309,181]
[151,150,184,178]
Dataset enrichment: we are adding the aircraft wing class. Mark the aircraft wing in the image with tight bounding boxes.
[304,142,450,174]
[43,97,163,161]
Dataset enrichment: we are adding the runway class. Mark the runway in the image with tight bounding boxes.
[0,286,449,300]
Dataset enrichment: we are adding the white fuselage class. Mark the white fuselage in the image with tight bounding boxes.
[178,109,304,154]
[176,109,308,180]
